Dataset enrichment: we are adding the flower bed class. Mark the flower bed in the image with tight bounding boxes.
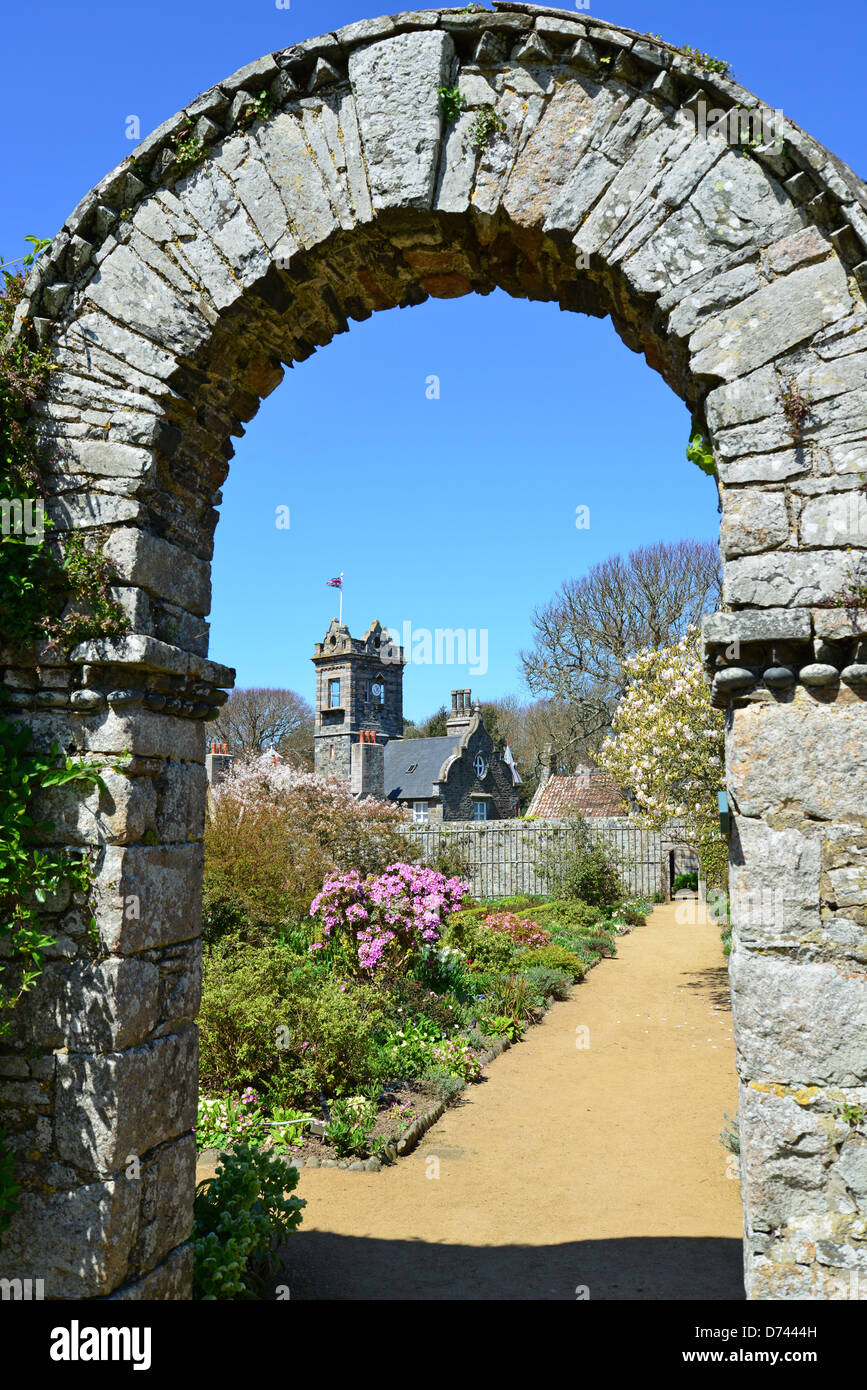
[196,872,653,1171]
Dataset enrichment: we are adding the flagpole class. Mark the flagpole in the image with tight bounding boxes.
[339,572,344,625]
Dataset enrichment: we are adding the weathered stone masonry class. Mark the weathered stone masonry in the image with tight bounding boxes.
[2,4,867,1298]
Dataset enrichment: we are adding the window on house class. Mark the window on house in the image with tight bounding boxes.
[472,801,488,821]
[473,754,487,780]
[406,763,418,774]
[413,801,430,823]
[328,678,341,708]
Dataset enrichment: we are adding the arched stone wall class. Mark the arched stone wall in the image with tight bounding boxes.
[3,5,867,1300]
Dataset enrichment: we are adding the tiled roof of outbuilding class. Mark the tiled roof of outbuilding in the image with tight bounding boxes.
[526,770,626,819]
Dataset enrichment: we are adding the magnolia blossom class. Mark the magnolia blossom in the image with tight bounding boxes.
[599,627,725,852]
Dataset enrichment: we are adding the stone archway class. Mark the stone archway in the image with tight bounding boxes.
[3,5,867,1301]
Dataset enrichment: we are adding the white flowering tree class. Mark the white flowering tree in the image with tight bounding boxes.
[597,629,727,883]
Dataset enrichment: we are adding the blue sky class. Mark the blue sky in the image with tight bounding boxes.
[3,1,863,719]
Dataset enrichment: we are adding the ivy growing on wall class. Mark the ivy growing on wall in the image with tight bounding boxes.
[0,245,129,1246]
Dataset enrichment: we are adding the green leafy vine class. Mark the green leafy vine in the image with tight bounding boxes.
[0,244,129,1245]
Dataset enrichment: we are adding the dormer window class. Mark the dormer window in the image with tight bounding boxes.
[473,754,487,780]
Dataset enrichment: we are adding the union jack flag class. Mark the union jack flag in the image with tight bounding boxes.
[326,575,343,589]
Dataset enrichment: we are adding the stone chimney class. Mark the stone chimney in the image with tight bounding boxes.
[351,736,385,800]
[445,689,474,737]
[205,742,234,787]
[541,744,558,784]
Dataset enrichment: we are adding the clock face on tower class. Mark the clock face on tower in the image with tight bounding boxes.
[371,682,384,703]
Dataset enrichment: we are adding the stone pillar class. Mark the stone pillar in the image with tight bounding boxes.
[0,638,232,1298]
[351,739,385,800]
[706,614,867,1298]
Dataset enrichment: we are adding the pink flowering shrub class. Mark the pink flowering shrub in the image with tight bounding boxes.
[483,911,552,950]
[310,862,469,974]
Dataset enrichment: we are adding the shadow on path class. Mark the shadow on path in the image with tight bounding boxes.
[679,965,732,1013]
[277,1232,745,1301]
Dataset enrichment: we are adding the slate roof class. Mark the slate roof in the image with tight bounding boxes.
[383,736,461,801]
[526,770,627,819]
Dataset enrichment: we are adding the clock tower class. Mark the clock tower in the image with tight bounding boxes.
[312,618,406,779]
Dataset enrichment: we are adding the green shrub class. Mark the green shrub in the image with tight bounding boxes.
[519,964,574,1001]
[566,931,618,959]
[487,895,548,911]
[198,942,386,1102]
[535,814,623,905]
[516,944,586,981]
[192,1144,305,1300]
[443,905,490,946]
[379,1016,445,1079]
[673,872,699,891]
[291,976,387,1097]
[422,1066,468,1104]
[467,929,518,972]
[524,900,607,931]
[425,839,473,880]
[198,943,303,1098]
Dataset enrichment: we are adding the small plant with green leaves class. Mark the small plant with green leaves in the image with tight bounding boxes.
[687,425,716,477]
[192,1144,305,1299]
[467,104,506,150]
[238,92,276,131]
[266,1105,316,1154]
[776,369,813,443]
[675,45,733,77]
[327,1094,378,1158]
[173,125,207,172]
[719,1111,740,1154]
[836,1102,866,1129]
[480,1013,523,1043]
[0,236,51,284]
[833,570,867,610]
[438,85,465,126]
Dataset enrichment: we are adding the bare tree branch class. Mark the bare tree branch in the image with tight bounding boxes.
[213,688,314,767]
